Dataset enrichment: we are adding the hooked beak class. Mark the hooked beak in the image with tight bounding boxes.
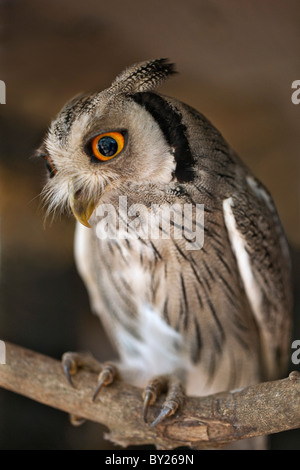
[68,178,96,228]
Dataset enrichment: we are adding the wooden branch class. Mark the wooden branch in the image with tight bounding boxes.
[0,342,299,449]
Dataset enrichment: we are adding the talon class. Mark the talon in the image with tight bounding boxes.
[142,375,185,427]
[63,362,74,387]
[92,363,118,402]
[142,390,155,423]
[150,406,173,428]
[62,353,78,387]
[142,377,167,422]
[92,375,108,402]
[61,351,104,390]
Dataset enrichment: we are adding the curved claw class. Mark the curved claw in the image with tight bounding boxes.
[142,391,153,423]
[63,358,76,387]
[150,406,173,428]
[92,376,108,402]
[92,365,117,402]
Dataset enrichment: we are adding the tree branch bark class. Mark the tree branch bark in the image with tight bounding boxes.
[0,342,299,449]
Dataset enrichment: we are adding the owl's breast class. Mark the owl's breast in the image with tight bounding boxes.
[75,221,189,386]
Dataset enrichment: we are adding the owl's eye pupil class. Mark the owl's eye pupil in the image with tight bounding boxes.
[91,131,125,162]
[97,136,118,157]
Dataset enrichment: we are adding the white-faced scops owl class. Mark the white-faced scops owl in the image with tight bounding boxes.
[38,59,292,447]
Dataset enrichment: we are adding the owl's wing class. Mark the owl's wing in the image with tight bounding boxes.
[222,175,293,379]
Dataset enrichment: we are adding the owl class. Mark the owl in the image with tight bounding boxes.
[38,59,292,448]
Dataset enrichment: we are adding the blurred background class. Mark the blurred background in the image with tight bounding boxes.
[0,0,299,449]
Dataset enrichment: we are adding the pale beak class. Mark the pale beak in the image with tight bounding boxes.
[68,178,96,228]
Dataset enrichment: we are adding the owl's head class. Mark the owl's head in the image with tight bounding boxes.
[38,59,196,227]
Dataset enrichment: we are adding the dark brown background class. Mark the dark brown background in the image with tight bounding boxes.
[0,0,299,449]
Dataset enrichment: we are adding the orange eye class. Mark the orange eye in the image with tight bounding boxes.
[44,155,57,178]
[91,132,125,161]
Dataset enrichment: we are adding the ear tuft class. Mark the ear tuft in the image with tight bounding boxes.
[110,59,177,95]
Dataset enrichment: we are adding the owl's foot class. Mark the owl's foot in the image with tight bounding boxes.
[62,351,119,399]
[62,352,119,426]
[142,375,185,427]
[62,351,102,386]
[62,354,184,428]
